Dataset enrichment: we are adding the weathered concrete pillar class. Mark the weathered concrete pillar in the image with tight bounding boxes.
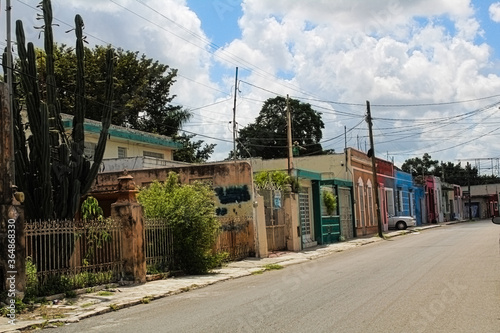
[284,188,301,251]
[253,194,268,258]
[111,172,146,283]
[0,83,26,300]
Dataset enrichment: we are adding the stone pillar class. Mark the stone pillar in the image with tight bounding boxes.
[111,172,146,283]
[253,194,268,258]
[284,190,301,252]
[1,82,26,298]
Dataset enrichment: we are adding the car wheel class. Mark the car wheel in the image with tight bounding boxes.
[396,221,407,230]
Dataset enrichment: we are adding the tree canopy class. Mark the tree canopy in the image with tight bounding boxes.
[173,133,215,163]
[234,96,325,159]
[401,154,500,186]
[34,44,214,162]
[401,153,439,177]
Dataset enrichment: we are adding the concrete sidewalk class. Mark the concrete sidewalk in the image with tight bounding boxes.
[0,223,448,332]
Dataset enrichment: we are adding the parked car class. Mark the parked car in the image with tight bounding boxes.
[388,215,416,230]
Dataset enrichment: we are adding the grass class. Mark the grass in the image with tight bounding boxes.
[141,296,152,304]
[97,291,114,297]
[251,264,284,275]
[263,264,283,271]
[80,302,94,308]
[109,304,118,311]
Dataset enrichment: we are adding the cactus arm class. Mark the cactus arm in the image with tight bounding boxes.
[82,48,114,195]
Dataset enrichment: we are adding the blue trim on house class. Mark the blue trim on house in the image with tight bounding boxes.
[296,169,322,180]
[63,118,182,149]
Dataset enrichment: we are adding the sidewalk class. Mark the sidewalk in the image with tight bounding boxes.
[0,223,447,332]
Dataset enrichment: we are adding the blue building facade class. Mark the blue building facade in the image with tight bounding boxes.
[413,184,426,226]
[394,170,416,218]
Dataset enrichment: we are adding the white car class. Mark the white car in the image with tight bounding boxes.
[388,215,416,230]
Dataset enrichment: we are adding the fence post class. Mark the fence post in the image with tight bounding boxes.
[1,82,26,298]
[111,171,146,283]
[253,194,268,258]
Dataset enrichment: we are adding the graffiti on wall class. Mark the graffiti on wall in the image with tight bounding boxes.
[214,185,252,216]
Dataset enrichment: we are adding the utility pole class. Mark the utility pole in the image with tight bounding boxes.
[286,95,293,176]
[232,67,238,161]
[366,101,383,238]
[467,162,472,220]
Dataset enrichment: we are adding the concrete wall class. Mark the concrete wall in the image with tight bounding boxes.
[465,184,500,196]
[100,156,189,173]
[90,161,262,257]
[251,154,347,181]
[93,161,254,219]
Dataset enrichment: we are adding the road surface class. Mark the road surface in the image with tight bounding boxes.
[56,220,500,333]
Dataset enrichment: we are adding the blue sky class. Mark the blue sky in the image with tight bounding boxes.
[186,0,242,47]
[3,0,500,169]
[475,0,500,62]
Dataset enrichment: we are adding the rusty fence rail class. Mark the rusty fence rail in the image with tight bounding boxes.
[144,218,174,273]
[24,219,123,295]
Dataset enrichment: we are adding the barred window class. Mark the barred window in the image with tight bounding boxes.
[84,142,97,160]
[118,147,127,158]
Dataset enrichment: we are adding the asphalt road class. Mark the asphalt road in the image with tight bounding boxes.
[56,220,500,333]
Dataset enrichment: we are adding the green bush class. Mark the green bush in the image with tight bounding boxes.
[323,191,337,216]
[254,170,299,192]
[24,257,39,301]
[138,172,223,274]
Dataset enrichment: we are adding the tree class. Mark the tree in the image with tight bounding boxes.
[401,154,500,186]
[173,133,216,163]
[401,153,439,177]
[137,172,225,274]
[5,0,114,219]
[34,44,214,162]
[234,96,325,159]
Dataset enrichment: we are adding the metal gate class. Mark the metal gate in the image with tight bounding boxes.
[339,187,354,239]
[299,188,315,247]
[216,217,253,260]
[262,189,287,251]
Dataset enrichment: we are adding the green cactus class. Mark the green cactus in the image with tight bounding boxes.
[9,0,114,220]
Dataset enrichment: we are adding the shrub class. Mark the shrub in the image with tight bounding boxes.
[323,191,337,216]
[138,172,223,274]
[254,170,299,192]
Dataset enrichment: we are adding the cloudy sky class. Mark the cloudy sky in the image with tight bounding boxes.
[3,0,500,173]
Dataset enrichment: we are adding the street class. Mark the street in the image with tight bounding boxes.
[55,220,500,333]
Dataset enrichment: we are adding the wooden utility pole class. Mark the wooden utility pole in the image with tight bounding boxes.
[467,162,472,220]
[286,95,293,176]
[232,67,238,161]
[366,101,383,238]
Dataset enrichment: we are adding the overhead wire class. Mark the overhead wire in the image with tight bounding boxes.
[8,0,500,160]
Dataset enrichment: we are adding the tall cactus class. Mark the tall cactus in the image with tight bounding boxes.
[10,0,114,220]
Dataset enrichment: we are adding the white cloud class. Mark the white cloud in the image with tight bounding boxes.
[7,0,500,164]
[489,2,500,22]
[214,0,500,164]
